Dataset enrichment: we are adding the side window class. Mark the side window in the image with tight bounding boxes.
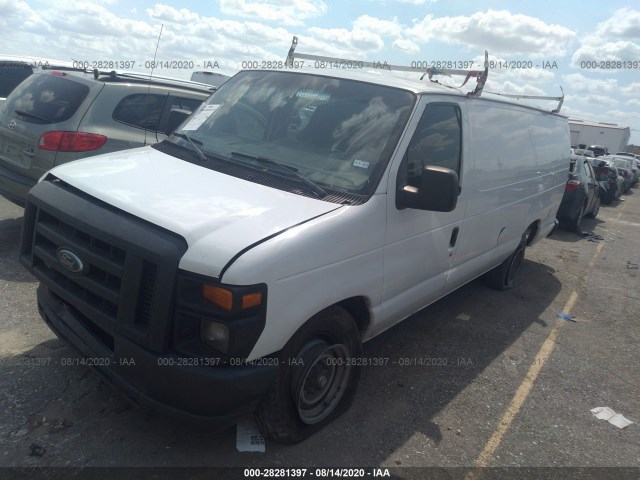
[162,95,203,135]
[402,104,462,188]
[113,93,167,131]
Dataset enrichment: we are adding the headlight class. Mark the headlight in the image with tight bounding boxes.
[174,272,267,359]
[200,320,230,353]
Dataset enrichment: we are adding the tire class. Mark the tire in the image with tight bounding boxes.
[254,306,362,444]
[568,203,585,232]
[483,234,527,291]
[603,186,615,205]
[587,197,600,219]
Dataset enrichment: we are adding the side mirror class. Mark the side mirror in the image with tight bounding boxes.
[397,165,459,212]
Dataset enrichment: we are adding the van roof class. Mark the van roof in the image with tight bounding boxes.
[278,36,566,116]
[250,66,567,116]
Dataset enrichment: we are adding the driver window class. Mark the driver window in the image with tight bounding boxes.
[400,104,462,188]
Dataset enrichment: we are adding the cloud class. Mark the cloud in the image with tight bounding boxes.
[304,27,384,55]
[0,0,50,33]
[408,10,576,57]
[594,7,640,38]
[563,73,618,93]
[621,82,640,96]
[564,94,619,107]
[486,80,546,96]
[572,40,640,64]
[146,4,200,24]
[219,0,327,26]
[392,38,420,54]
[570,8,640,67]
[353,15,403,37]
[0,2,300,75]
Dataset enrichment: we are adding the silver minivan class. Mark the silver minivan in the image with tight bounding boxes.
[0,69,215,205]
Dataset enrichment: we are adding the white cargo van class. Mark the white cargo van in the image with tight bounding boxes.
[19,40,569,444]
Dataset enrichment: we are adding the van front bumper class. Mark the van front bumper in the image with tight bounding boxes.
[37,284,278,428]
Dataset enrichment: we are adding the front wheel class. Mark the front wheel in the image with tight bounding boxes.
[254,306,362,444]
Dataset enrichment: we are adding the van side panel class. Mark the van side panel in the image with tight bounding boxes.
[446,103,568,289]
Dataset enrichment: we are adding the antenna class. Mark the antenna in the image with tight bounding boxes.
[145,23,164,146]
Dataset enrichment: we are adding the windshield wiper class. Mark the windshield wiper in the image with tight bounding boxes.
[230,151,326,198]
[14,110,49,122]
[170,132,208,163]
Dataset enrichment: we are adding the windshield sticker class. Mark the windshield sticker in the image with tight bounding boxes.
[296,90,330,101]
[182,104,220,131]
[352,159,370,169]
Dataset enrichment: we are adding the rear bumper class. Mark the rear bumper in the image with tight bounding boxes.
[0,162,35,206]
[556,191,584,220]
[37,284,278,428]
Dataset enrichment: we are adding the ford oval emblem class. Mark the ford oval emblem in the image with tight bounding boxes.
[8,120,17,130]
[56,248,87,274]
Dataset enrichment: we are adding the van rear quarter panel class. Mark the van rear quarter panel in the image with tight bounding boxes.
[454,102,568,271]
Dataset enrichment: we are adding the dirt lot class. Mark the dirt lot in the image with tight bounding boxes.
[0,189,639,479]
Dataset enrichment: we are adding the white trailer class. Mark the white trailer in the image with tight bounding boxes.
[569,119,630,153]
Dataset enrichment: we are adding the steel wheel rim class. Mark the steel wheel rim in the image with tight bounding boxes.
[297,344,351,425]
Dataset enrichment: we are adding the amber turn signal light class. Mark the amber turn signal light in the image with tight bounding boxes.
[242,292,262,309]
[202,285,233,311]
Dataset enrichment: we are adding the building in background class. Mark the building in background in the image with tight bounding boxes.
[569,119,630,154]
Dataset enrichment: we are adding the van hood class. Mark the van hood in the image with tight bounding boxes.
[47,146,341,278]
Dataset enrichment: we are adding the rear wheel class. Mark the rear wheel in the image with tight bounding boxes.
[568,203,585,232]
[483,234,527,291]
[254,306,362,444]
[587,197,600,219]
[603,185,615,204]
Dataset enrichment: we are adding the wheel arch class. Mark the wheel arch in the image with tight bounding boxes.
[283,296,371,349]
[524,220,539,246]
[336,296,371,336]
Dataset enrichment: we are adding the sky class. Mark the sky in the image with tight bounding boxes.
[1,0,639,144]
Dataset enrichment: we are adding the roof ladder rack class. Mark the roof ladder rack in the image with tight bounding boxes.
[285,36,489,97]
[483,86,565,113]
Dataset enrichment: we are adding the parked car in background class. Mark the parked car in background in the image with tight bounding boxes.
[615,152,639,160]
[0,55,75,105]
[587,145,608,157]
[575,148,595,158]
[606,157,634,192]
[0,69,215,206]
[589,158,623,203]
[557,154,600,231]
[190,71,230,87]
[611,153,640,187]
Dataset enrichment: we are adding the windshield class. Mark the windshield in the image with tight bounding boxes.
[168,70,415,197]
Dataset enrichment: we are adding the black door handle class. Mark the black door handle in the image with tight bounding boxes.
[449,227,459,248]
